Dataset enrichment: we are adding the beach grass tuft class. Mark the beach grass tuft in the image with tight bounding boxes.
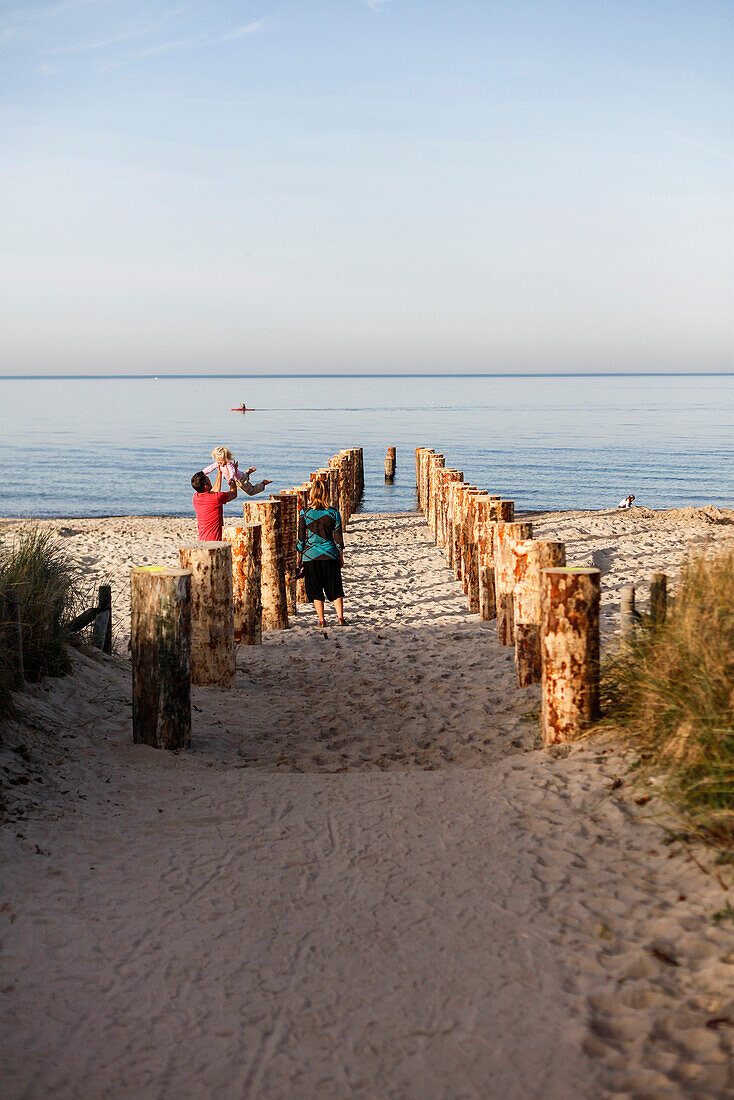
[600,550,734,846]
[0,526,85,710]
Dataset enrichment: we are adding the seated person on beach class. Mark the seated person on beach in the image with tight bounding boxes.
[296,478,345,627]
[618,494,635,509]
[203,445,271,496]
[191,471,239,541]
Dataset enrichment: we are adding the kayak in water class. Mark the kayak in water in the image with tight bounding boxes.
[231,404,253,412]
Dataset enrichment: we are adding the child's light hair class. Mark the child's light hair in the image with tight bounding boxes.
[211,445,235,465]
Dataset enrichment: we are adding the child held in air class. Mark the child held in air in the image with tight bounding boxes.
[204,446,271,495]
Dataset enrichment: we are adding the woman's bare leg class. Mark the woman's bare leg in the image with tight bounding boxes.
[314,599,325,623]
[334,597,344,619]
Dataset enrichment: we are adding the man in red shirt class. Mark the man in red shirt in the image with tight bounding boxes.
[191,471,238,541]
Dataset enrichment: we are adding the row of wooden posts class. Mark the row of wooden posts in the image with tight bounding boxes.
[415,446,599,746]
[130,448,365,751]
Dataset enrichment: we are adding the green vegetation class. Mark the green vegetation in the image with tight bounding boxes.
[0,527,84,712]
[600,551,734,846]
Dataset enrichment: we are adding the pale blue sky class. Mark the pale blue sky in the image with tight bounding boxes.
[2,0,733,375]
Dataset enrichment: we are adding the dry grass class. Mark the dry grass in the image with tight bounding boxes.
[600,551,734,845]
[0,527,86,713]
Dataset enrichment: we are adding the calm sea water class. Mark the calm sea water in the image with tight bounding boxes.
[1,374,733,517]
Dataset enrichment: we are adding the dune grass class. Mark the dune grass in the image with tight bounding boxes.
[0,527,85,712]
[600,550,734,846]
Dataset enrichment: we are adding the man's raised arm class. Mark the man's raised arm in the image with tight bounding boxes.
[223,477,238,503]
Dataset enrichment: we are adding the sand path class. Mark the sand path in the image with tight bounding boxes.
[1,512,733,1098]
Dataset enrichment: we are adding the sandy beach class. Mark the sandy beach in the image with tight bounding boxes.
[1,507,733,1098]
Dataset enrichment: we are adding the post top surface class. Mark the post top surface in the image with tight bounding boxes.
[222,523,261,532]
[131,566,190,576]
[543,567,601,576]
[178,541,229,550]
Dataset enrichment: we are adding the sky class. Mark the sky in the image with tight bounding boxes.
[1,0,733,376]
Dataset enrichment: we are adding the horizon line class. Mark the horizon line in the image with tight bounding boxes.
[2,371,734,381]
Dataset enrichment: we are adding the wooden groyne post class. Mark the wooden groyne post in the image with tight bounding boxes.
[130,566,191,750]
[513,540,566,686]
[271,491,299,615]
[493,520,533,645]
[178,542,236,687]
[223,523,262,644]
[243,499,289,630]
[541,567,601,745]
[385,447,396,481]
[473,498,496,620]
[293,484,311,605]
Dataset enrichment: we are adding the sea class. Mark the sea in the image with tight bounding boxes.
[1,374,733,518]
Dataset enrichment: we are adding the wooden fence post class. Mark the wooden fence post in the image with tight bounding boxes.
[1,586,25,690]
[493,521,533,645]
[650,573,667,625]
[541,567,601,745]
[513,540,566,686]
[620,585,636,637]
[178,542,235,687]
[223,523,262,644]
[130,566,191,750]
[385,451,396,481]
[242,500,289,630]
[92,584,112,654]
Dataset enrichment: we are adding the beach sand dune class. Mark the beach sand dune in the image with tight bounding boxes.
[1,510,733,1098]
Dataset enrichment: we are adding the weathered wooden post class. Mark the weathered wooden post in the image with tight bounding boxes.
[92,583,112,654]
[459,488,482,593]
[452,484,477,579]
[494,521,533,645]
[387,446,396,468]
[473,498,495,619]
[178,542,235,687]
[1,586,25,690]
[620,585,636,637]
[357,446,365,498]
[428,454,445,541]
[439,470,463,553]
[271,491,299,615]
[490,499,515,524]
[419,449,435,514]
[513,540,566,686]
[293,484,311,605]
[461,491,488,608]
[541,567,601,745]
[130,566,191,750]
[242,499,289,630]
[222,523,262,644]
[650,573,667,626]
[445,479,463,568]
[385,450,396,481]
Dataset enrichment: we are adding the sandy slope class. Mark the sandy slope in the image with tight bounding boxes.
[1,509,733,1098]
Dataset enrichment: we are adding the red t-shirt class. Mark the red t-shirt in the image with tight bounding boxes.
[192,491,231,541]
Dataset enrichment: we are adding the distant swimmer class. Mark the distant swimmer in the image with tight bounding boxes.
[618,494,635,509]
